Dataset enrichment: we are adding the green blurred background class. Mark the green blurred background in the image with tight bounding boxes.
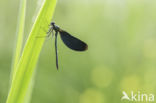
[1,0,156,103]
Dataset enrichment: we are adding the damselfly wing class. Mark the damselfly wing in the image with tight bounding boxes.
[59,30,88,51]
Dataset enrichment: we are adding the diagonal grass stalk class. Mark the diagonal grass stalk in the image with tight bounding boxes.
[6,0,57,103]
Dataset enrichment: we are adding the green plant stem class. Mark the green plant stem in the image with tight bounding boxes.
[6,0,57,103]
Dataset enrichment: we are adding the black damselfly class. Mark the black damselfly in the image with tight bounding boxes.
[47,22,88,69]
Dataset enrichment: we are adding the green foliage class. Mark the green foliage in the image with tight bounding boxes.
[6,0,57,103]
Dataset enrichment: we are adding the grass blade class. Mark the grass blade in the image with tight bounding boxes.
[11,0,26,80]
[6,0,57,103]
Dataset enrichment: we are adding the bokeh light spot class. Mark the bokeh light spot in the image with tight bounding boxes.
[143,67,156,92]
[144,39,156,59]
[91,66,114,88]
[120,75,141,92]
[79,88,105,103]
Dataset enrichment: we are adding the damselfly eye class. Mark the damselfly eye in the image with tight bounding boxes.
[51,22,55,26]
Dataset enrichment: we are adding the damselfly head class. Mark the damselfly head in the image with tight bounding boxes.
[51,22,55,26]
[51,22,60,31]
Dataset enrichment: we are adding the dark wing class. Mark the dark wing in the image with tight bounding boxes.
[59,30,88,51]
